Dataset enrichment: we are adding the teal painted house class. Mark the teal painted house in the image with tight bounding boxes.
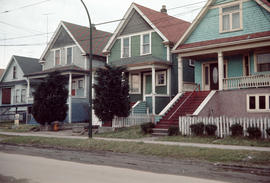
[103,3,193,115]
[172,0,270,118]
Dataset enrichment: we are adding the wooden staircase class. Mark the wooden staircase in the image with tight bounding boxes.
[152,91,210,136]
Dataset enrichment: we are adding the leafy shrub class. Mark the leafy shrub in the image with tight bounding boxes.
[168,126,179,136]
[205,124,217,136]
[140,122,155,134]
[230,124,243,137]
[266,128,270,137]
[247,127,261,139]
[190,122,204,136]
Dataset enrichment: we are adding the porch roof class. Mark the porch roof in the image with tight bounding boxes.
[0,80,26,87]
[175,30,270,51]
[25,64,90,77]
[110,55,171,68]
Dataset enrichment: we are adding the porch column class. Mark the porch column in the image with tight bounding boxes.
[151,66,156,115]
[218,51,224,90]
[26,78,30,104]
[167,67,171,96]
[178,56,183,93]
[68,73,72,123]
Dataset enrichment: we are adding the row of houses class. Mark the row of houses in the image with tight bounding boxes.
[0,0,269,130]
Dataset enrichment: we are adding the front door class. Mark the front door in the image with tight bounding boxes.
[2,88,11,104]
[210,63,219,90]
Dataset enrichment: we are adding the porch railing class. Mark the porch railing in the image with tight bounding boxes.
[223,74,270,90]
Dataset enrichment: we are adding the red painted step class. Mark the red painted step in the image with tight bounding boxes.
[152,91,210,134]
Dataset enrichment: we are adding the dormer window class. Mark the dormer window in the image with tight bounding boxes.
[13,66,17,79]
[141,33,151,55]
[121,37,130,58]
[66,47,73,64]
[55,49,61,65]
[220,3,242,33]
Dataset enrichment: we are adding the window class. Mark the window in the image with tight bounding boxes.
[130,73,140,93]
[21,89,26,103]
[122,37,130,58]
[78,80,84,89]
[256,52,270,72]
[141,33,150,55]
[72,81,76,96]
[13,66,17,79]
[247,94,270,112]
[66,47,72,64]
[15,89,20,103]
[55,49,60,65]
[220,3,242,32]
[156,71,166,86]
[204,66,209,85]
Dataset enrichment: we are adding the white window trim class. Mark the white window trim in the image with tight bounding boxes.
[15,89,20,104]
[140,33,151,56]
[121,36,131,58]
[156,71,167,86]
[189,59,195,67]
[12,66,17,79]
[254,51,270,72]
[78,79,84,89]
[65,46,73,65]
[219,2,243,33]
[247,94,270,112]
[21,88,26,103]
[54,49,61,66]
[129,73,141,94]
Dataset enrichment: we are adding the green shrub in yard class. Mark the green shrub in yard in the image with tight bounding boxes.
[247,127,261,139]
[140,122,155,134]
[230,124,243,137]
[205,124,217,136]
[190,122,204,136]
[168,126,179,136]
[266,128,270,137]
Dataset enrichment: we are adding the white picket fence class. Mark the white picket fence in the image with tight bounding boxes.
[112,114,153,128]
[179,116,270,139]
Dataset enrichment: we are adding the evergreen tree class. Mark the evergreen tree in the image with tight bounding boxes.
[32,72,68,125]
[93,65,130,125]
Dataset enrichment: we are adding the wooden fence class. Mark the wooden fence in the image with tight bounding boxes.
[179,116,270,139]
[112,114,153,128]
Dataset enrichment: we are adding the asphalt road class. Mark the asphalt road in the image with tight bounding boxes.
[0,152,230,183]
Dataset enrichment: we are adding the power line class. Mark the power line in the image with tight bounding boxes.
[0,0,51,14]
[0,21,44,34]
[0,32,54,41]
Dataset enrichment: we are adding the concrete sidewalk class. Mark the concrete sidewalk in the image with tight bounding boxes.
[1,131,270,152]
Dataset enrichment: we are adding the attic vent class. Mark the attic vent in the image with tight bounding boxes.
[160,5,167,14]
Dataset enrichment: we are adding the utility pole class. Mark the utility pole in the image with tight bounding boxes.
[80,0,93,138]
[43,13,52,44]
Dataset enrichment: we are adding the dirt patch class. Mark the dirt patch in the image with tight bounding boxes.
[0,144,270,183]
[0,174,35,183]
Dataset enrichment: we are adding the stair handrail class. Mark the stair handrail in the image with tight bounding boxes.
[168,84,200,120]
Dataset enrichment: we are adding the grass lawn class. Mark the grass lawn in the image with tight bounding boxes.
[0,122,37,133]
[1,135,270,166]
[158,135,270,147]
[94,125,151,139]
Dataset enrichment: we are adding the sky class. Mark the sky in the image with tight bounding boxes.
[0,0,207,69]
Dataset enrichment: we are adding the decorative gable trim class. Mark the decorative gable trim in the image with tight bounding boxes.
[40,21,86,63]
[103,3,168,54]
[255,0,270,12]
[172,0,214,51]
[0,56,23,82]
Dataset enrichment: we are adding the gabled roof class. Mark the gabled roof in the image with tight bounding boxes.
[40,21,112,60]
[173,0,270,51]
[0,55,41,82]
[14,55,41,75]
[103,3,190,53]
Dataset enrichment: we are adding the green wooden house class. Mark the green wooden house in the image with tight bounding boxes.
[103,3,193,115]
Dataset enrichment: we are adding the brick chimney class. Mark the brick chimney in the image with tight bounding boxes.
[160,5,167,14]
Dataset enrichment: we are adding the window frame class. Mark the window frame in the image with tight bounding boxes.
[15,89,20,104]
[219,2,243,33]
[155,71,167,86]
[189,59,195,67]
[129,73,141,94]
[66,46,73,65]
[13,66,17,79]
[247,94,270,112]
[121,37,131,58]
[254,51,270,72]
[21,89,26,103]
[54,49,61,66]
[78,79,84,89]
[140,33,151,55]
